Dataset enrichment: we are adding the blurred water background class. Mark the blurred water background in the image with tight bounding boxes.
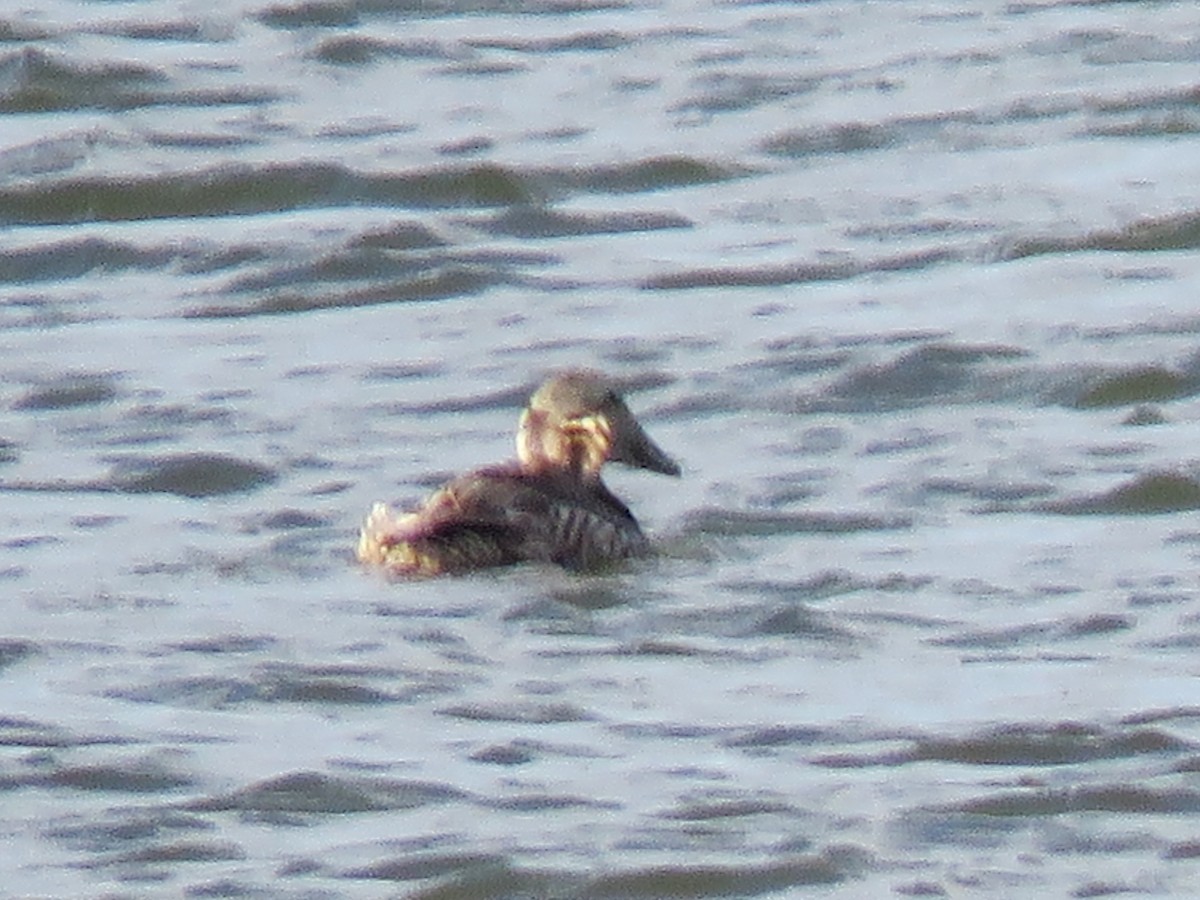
[4,0,1200,896]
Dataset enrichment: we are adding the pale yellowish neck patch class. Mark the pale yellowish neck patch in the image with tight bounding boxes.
[518,409,613,478]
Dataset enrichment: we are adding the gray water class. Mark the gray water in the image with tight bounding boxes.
[4,0,1200,897]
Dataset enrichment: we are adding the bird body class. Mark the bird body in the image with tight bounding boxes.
[357,371,678,576]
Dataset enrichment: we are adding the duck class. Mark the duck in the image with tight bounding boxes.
[356,369,680,576]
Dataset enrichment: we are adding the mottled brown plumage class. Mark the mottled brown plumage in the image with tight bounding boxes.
[357,370,679,576]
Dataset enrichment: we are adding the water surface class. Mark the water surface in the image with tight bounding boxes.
[3,0,1200,897]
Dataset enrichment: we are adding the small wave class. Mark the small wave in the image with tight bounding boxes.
[189,238,554,317]
[260,0,631,29]
[749,340,1200,415]
[0,713,127,749]
[658,793,797,821]
[0,453,273,499]
[257,0,359,29]
[723,570,934,602]
[171,634,276,654]
[1073,365,1197,408]
[641,248,956,290]
[746,604,861,644]
[1089,114,1200,138]
[674,71,819,116]
[43,807,216,861]
[376,383,530,416]
[0,639,37,674]
[800,342,1036,413]
[0,156,734,227]
[946,784,1200,817]
[761,122,899,157]
[37,758,195,794]
[469,29,631,53]
[1121,707,1200,727]
[345,848,871,897]
[108,676,266,709]
[104,839,245,866]
[930,614,1133,650]
[346,851,509,882]
[310,35,457,65]
[0,237,240,285]
[109,657,467,709]
[437,699,592,724]
[0,47,276,114]
[189,770,468,814]
[722,724,830,749]
[0,47,162,113]
[12,374,119,410]
[923,476,1056,504]
[577,156,741,193]
[1166,840,1200,860]
[475,207,692,239]
[88,18,235,42]
[192,266,495,317]
[681,508,911,537]
[0,162,534,226]
[110,453,277,498]
[469,742,537,765]
[817,721,1185,769]
[580,847,871,896]
[481,792,618,812]
[0,18,51,41]
[1042,471,1200,515]
[0,132,100,180]
[998,209,1200,259]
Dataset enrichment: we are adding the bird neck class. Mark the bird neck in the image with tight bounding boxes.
[517,408,608,480]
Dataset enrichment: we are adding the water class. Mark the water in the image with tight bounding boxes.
[3,0,1200,896]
